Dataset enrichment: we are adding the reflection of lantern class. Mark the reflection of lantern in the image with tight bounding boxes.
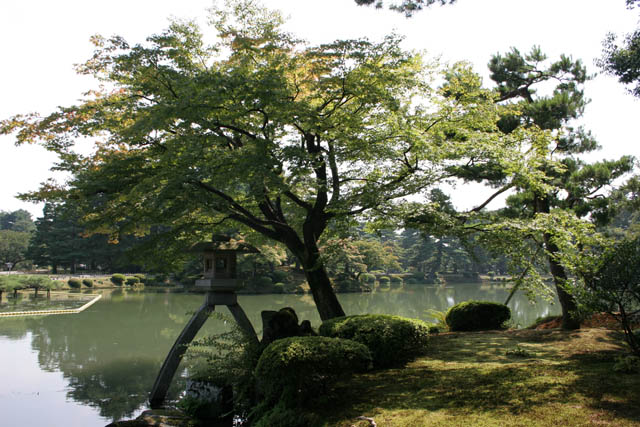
[192,235,257,291]
[150,235,259,408]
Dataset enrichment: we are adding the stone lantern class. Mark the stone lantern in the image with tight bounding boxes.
[192,235,258,291]
[150,235,259,408]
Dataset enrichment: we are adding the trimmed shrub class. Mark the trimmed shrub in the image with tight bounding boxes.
[255,336,372,407]
[445,300,511,331]
[133,273,146,281]
[254,400,321,427]
[272,283,285,294]
[110,274,126,286]
[68,278,82,289]
[378,276,390,285]
[319,314,430,368]
[359,273,375,284]
[255,276,273,289]
[82,278,94,288]
[125,276,140,286]
[271,270,289,284]
[390,275,403,286]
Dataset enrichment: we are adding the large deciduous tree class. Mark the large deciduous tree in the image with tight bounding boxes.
[1,1,544,320]
[0,229,30,270]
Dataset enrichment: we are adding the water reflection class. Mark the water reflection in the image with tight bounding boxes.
[0,284,559,425]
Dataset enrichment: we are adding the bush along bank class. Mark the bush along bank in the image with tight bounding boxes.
[445,300,511,331]
[176,310,434,426]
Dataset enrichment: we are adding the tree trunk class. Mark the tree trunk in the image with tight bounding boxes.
[286,236,345,321]
[302,255,345,321]
[536,196,581,330]
[544,236,581,329]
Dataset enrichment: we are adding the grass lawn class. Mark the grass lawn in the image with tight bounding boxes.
[321,328,640,426]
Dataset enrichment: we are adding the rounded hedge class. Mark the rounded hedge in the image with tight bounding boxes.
[255,336,372,405]
[255,276,273,289]
[82,278,94,288]
[68,278,82,289]
[272,283,285,294]
[359,273,376,284]
[125,276,140,286]
[319,314,430,368]
[110,274,126,286]
[271,270,289,284]
[390,275,403,285]
[445,300,511,331]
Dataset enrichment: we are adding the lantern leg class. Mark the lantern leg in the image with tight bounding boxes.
[228,303,259,346]
[149,302,214,408]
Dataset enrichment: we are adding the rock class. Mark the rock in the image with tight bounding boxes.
[260,307,316,346]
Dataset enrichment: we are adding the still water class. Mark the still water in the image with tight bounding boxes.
[0,284,558,427]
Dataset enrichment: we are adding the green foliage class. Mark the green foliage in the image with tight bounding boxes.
[254,336,372,408]
[255,276,273,289]
[272,282,284,294]
[505,345,533,358]
[253,400,321,427]
[0,275,21,292]
[359,273,376,284]
[445,301,511,331]
[0,209,35,233]
[354,0,456,17]
[110,274,125,286]
[186,312,261,419]
[0,0,542,320]
[270,270,289,284]
[578,236,640,356]
[378,276,391,285]
[68,278,82,289]
[18,275,58,290]
[613,355,640,374]
[0,229,31,270]
[390,274,403,285]
[125,276,140,286]
[319,314,430,368]
[82,278,94,288]
[177,394,226,421]
[426,309,448,331]
[599,21,640,98]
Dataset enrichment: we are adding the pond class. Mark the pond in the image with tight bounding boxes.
[0,283,559,426]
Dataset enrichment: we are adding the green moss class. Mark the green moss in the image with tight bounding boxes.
[319,329,640,426]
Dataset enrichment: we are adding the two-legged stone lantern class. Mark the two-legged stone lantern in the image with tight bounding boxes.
[149,236,259,408]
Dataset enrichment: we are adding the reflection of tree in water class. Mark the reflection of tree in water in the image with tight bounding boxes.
[5,291,202,421]
[65,357,164,421]
[0,316,29,339]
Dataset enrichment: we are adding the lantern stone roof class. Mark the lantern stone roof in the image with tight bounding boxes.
[190,236,259,253]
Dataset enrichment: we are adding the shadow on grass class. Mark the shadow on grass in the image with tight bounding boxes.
[321,329,640,426]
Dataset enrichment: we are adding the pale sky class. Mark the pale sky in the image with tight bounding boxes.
[1,0,639,218]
